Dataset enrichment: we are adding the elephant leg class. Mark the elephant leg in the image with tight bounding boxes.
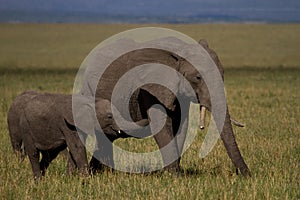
[26,146,41,180]
[139,89,180,171]
[28,150,41,181]
[219,109,251,177]
[172,98,190,164]
[40,151,51,176]
[22,135,42,180]
[66,151,77,175]
[89,131,114,173]
[28,151,41,180]
[64,131,89,176]
[89,155,104,174]
[152,115,180,171]
[40,145,66,176]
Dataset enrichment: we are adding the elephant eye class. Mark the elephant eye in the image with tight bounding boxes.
[195,75,201,81]
[107,113,113,119]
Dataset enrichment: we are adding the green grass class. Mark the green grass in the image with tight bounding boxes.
[0,24,299,199]
[0,24,300,69]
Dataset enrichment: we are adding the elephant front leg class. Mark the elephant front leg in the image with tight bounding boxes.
[89,132,114,174]
[66,151,77,175]
[64,131,89,176]
[151,111,180,172]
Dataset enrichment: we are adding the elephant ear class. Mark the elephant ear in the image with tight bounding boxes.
[199,39,224,79]
[140,84,178,111]
[129,49,181,111]
[95,48,181,112]
[61,96,75,129]
[65,95,97,135]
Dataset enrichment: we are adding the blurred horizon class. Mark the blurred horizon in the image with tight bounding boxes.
[0,0,300,23]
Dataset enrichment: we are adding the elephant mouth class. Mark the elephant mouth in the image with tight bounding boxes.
[111,126,135,138]
[109,126,122,136]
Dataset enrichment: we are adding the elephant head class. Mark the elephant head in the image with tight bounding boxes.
[197,39,250,176]
[94,97,149,140]
[72,95,149,141]
[198,39,245,129]
[175,39,250,176]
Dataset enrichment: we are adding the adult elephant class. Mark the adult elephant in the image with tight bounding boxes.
[80,37,251,177]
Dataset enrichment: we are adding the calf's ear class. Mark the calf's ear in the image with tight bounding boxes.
[63,104,75,128]
[66,97,97,136]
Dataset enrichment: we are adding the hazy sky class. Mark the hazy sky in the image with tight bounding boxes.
[1,0,299,13]
[0,0,299,22]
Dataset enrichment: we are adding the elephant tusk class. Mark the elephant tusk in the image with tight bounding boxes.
[199,106,206,129]
[230,117,245,127]
[118,130,121,134]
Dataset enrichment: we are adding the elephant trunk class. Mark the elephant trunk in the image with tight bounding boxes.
[121,119,149,132]
[110,106,149,138]
[220,108,251,177]
[118,119,149,138]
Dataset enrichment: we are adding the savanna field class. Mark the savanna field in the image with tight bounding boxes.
[0,24,299,199]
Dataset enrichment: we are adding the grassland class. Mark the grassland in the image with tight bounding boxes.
[0,24,299,199]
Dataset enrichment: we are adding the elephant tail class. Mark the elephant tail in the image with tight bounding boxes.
[7,113,25,162]
[10,138,25,162]
[20,143,25,162]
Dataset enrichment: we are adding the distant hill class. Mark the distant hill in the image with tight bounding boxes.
[0,0,299,23]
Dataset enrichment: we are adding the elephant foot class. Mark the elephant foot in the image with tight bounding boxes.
[163,161,180,174]
[79,166,89,177]
[33,173,43,183]
[238,166,251,178]
[152,167,182,178]
[89,157,104,174]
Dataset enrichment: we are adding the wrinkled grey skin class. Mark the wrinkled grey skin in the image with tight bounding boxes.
[84,39,250,177]
[7,91,148,180]
[7,91,88,180]
[7,91,38,160]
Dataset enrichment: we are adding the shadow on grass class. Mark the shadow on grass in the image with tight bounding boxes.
[0,66,78,76]
[90,165,231,178]
[1,65,299,76]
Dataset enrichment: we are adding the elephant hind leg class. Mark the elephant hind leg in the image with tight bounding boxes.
[66,151,77,175]
[40,145,67,176]
[22,135,42,180]
[153,116,180,172]
[149,105,180,171]
[27,147,42,181]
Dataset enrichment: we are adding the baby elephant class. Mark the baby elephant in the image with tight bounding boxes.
[7,91,148,180]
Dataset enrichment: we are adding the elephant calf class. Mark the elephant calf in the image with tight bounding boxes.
[7,91,148,180]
